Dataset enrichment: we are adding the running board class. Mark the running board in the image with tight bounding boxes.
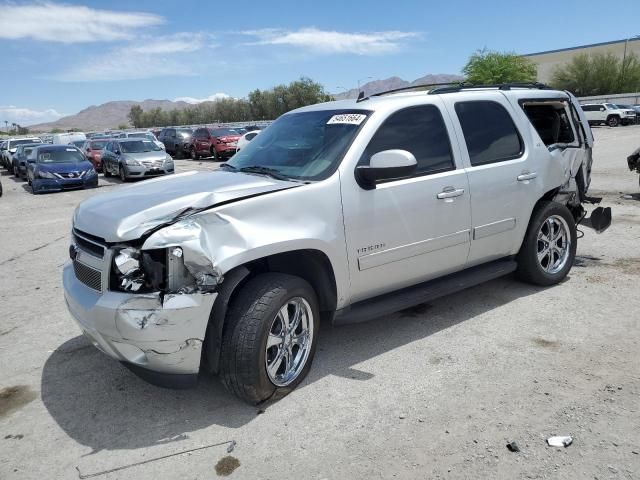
[333,258,518,325]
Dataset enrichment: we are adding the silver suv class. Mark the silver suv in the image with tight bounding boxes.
[63,84,611,403]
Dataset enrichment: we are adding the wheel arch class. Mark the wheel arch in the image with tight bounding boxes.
[203,248,337,373]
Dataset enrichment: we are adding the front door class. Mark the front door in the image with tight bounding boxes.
[341,101,472,303]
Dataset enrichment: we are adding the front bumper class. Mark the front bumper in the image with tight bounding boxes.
[124,164,174,178]
[214,146,237,159]
[32,175,98,193]
[63,263,217,378]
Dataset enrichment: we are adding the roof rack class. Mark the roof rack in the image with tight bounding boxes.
[358,81,552,102]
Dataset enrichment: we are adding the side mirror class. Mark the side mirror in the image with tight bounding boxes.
[114,149,121,155]
[355,149,417,190]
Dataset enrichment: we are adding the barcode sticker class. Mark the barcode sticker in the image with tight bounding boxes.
[327,114,367,125]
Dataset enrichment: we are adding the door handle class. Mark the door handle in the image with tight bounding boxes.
[517,172,538,181]
[437,187,465,199]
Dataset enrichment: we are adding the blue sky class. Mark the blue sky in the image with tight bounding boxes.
[1,0,639,125]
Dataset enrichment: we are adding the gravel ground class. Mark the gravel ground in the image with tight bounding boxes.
[0,128,639,480]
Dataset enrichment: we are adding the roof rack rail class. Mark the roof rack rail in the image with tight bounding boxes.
[359,81,553,101]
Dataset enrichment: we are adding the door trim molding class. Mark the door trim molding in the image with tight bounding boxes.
[358,229,470,271]
[473,217,516,240]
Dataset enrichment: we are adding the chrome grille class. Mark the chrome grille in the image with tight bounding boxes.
[73,260,102,291]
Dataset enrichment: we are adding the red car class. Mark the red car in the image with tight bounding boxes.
[82,138,112,172]
[190,127,241,161]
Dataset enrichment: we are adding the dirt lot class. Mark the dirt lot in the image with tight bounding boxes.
[1,128,639,480]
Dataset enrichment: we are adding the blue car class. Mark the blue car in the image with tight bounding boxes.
[27,145,98,194]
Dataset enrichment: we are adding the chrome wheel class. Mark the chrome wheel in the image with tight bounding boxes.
[537,215,571,274]
[265,297,314,387]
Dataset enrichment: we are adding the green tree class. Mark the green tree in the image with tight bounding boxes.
[463,49,537,84]
[128,105,143,128]
[551,52,640,96]
[117,123,129,130]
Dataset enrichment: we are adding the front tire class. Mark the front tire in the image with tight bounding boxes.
[607,115,620,127]
[190,147,199,160]
[516,201,577,286]
[220,273,319,404]
[119,164,127,182]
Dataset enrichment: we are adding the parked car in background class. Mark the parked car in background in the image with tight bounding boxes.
[102,138,174,181]
[2,137,43,169]
[0,141,7,167]
[235,129,261,152]
[12,143,44,179]
[82,138,112,172]
[27,145,97,194]
[581,103,636,127]
[158,127,193,158]
[117,131,165,150]
[190,127,241,160]
[52,132,87,145]
[615,104,640,124]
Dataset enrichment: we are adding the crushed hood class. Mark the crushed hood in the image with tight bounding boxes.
[74,170,297,242]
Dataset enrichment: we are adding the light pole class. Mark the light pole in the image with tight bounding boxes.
[4,120,7,134]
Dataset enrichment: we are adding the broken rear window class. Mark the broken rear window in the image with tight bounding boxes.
[521,101,576,147]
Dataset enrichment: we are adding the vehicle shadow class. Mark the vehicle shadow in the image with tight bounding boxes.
[41,274,545,453]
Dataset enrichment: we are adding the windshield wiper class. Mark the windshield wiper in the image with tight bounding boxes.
[237,165,290,181]
[219,163,236,171]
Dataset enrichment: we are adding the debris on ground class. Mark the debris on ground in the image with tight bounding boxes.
[215,456,240,476]
[547,436,573,447]
[506,441,520,452]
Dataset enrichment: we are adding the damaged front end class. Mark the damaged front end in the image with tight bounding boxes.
[64,219,225,388]
[628,147,640,175]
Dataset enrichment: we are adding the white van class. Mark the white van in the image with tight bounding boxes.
[51,132,87,145]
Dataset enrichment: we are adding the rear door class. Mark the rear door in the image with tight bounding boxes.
[442,93,540,265]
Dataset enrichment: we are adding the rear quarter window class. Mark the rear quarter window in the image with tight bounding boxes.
[455,101,523,166]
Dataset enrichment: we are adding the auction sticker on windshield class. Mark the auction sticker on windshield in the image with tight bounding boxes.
[327,114,367,125]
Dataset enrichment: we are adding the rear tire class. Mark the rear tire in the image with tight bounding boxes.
[219,273,319,404]
[104,165,111,177]
[516,201,577,286]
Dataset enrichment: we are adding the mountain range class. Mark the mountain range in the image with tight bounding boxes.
[29,73,464,132]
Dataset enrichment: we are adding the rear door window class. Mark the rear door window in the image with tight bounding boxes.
[455,101,523,166]
[361,105,455,177]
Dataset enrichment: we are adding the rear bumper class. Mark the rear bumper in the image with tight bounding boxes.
[32,175,98,193]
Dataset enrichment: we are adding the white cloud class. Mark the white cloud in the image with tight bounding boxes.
[242,28,419,55]
[51,32,214,82]
[173,93,230,104]
[0,2,163,43]
[127,33,211,55]
[0,105,65,126]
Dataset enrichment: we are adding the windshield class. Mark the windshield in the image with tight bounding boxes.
[128,132,156,140]
[227,109,371,181]
[120,140,161,153]
[72,140,85,147]
[605,103,618,110]
[211,128,239,137]
[12,139,40,147]
[37,148,85,163]
[89,141,108,150]
[177,129,192,137]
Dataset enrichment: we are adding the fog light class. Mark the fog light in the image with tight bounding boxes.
[114,248,140,276]
[171,247,183,258]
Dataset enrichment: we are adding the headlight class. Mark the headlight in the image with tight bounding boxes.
[165,155,173,162]
[124,158,140,166]
[113,248,144,291]
[37,170,56,179]
[110,247,166,292]
[85,167,97,176]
